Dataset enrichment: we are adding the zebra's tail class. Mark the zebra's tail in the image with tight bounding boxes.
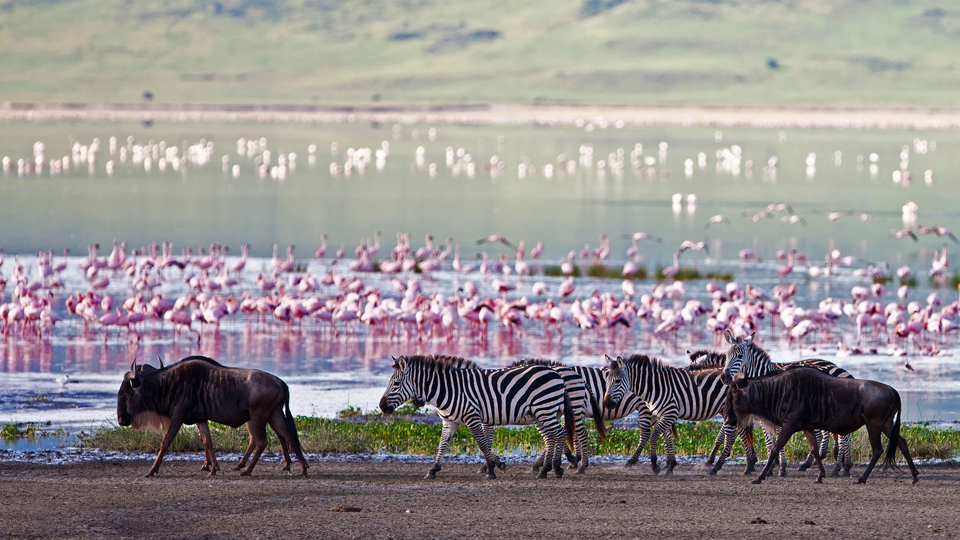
[883,391,902,470]
[563,392,576,451]
[589,394,608,441]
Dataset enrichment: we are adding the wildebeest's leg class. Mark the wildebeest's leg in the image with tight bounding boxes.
[196,421,219,476]
[266,410,294,472]
[239,417,269,476]
[235,423,256,471]
[753,426,796,485]
[427,419,460,479]
[897,436,920,484]
[856,425,885,484]
[145,420,184,477]
[802,430,826,483]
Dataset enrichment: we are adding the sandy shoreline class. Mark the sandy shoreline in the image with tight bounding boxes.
[0,459,956,539]
[4,102,960,130]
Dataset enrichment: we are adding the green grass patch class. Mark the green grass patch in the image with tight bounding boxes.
[82,415,960,463]
[873,275,893,285]
[900,275,918,288]
[1,423,69,442]
[543,265,581,278]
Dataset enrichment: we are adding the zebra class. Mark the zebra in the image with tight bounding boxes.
[379,355,575,479]
[573,364,757,473]
[720,331,855,477]
[602,354,750,476]
[503,359,603,474]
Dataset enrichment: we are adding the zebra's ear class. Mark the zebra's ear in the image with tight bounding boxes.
[604,355,613,366]
[745,332,755,344]
[397,356,408,370]
[391,356,399,369]
[615,356,625,367]
[724,329,734,344]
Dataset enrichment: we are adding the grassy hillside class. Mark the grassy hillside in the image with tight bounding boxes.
[1,0,960,107]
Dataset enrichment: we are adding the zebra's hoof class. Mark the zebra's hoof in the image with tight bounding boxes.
[664,469,674,476]
[651,465,661,475]
[537,471,548,479]
[841,470,851,478]
[624,460,638,468]
[478,465,488,475]
[829,471,840,478]
[779,470,787,478]
[856,478,867,484]
[555,469,564,478]
[496,461,507,472]
[708,469,718,477]
[705,458,716,466]
[797,464,810,472]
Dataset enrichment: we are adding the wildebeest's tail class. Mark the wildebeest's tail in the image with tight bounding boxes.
[282,381,307,463]
[883,390,902,469]
[589,394,608,441]
[563,392,576,451]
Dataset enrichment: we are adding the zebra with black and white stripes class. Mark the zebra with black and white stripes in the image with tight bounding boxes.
[379,355,575,479]
[720,331,855,477]
[602,354,747,475]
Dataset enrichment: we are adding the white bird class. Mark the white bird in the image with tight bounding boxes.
[55,374,71,387]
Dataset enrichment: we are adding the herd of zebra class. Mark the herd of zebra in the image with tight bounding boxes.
[378,330,915,484]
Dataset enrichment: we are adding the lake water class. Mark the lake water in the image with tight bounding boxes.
[1,120,959,449]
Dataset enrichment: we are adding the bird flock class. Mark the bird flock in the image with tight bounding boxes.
[0,227,957,365]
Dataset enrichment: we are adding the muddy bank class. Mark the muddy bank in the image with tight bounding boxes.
[0,459,957,539]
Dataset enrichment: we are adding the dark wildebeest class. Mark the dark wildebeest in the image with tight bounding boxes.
[117,356,308,477]
[725,367,919,485]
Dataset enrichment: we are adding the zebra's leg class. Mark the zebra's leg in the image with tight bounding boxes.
[532,417,563,479]
[706,428,724,466]
[574,416,590,473]
[760,424,783,477]
[661,422,678,475]
[839,433,853,477]
[477,425,498,474]
[465,419,501,480]
[648,417,675,475]
[798,430,822,472]
[427,419,460,480]
[625,411,653,467]
[709,422,737,476]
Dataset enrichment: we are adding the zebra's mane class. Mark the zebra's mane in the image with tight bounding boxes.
[685,350,726,371]
[509,358,567,369]
[620,354,667,370]
[403,355,479,371]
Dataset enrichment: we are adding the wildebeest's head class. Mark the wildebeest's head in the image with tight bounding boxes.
[116,358,161,428]
[602,355,627,410]
[721,330,756,385]
[379,356,419,414]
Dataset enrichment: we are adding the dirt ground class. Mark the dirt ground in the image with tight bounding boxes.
[0,458,956,539]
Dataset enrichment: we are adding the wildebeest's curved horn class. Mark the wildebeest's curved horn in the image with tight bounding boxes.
[130,358,137,373]
[157,355,164,369]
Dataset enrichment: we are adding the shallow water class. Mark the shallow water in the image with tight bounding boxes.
[1,121,960,449]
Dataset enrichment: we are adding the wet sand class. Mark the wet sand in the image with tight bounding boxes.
[0,458,957,539]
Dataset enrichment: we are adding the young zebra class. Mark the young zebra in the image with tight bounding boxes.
[720,331,855,477]
[379,355,575,479]
[602,354,745,475]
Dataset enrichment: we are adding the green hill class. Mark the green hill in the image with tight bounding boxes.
[1,0,959,107]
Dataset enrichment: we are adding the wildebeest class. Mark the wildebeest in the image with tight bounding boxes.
[725,367,919,484]
[117,355,308,477]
